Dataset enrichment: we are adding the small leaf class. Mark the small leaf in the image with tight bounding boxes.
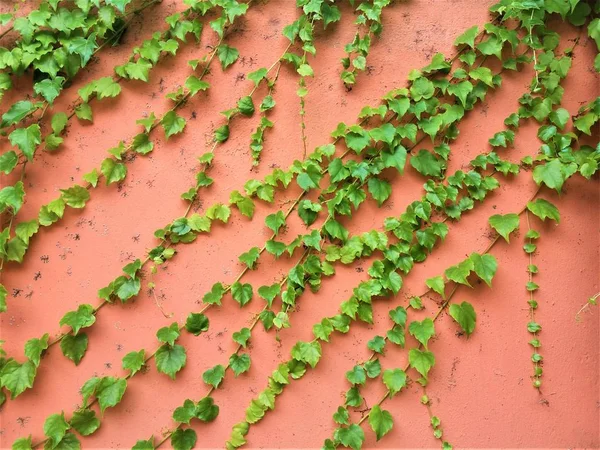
[203,364,225,388]
[527,198,560,223]
[60,334,88,365]
[9,125,41,161]
[122,350,145,376]
[161,111,186,138]
[449,301,477,336]
[70,409,100,436]
[489,213,519,242]
[408,348,435,378]
[155,344,186,379]
[382,368,407,396]
[335,424,365,450]
[470,253,497,287]
[408,319,435,348]
[185,313,209,336]
[217,44,239,69]
[369,405,394,441]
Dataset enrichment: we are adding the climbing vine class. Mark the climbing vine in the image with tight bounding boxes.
[0,1,598,449]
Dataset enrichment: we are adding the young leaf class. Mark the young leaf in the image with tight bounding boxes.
[203,364,225,388]
[217,44,239,69]
[408,318,435,348]
[408,348,435,378]
[161,111,186,138]
[369,405,394,441]
[449,301,477,336]
[488,213,519,242]
[383,368,407,396]
[155,344,186,379]
[290,341,322,368]
[122,350,145,376]
[231,282,253,306]
[229,353,251,376]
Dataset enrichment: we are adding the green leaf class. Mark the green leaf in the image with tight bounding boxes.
[369,405,394,441]
[0,360,36,399]
[122,349,145,375]
[454,25,478,48]
[0,284,6,313]
[532,159,568,192]
[132,438,155,450]
[0,151,18,174]
[196,396,219,422]
[173,399,196,424]
[15,220,39,245]
[44,412,69,448]
[60,186,90,208]
[345,365,366,385]
[50,433,80,450]
[34,77,64,104]
[185,313,209,336]
[408,318,435,348]
[217,44,239,69]
[24,334,48,368]
[157,322,180,346]
[11,437,33,450]
[470,253,497,287]
[1,101,37,128]
[161,111,186,138]
[203,364,225,388]
[185,76,210,95]
[60,334,88,365]
[265,211,286,234]
[75,103,93,122]
[0,181,25,213]
[94,77,121,99]
[9,125,41,161]
[229,353,251,376]
[155,344,186,379]
[247,68,267,86]
[410,149,443,178]
[203,282,225,305]
[206,204,231,223]
[367,178,392,206]
[382,368,407,396]
[408,348,435,378]
[70,409,100,436]
[171,429,197,450]
[444,258,474,286]
[60,305,96,335]
[549,108,570,129]
[469,67,494,87]
[335,424,365,450]
[425,275,445,298]
[233,328,251,348]
[449,301,477,336]
[257,284,280,307]
[410,77,435,101]
[291,341,322,368]
[231,282,253,307]
[237,96,255,116]
[527,198,560,223]
[488,213,519,242]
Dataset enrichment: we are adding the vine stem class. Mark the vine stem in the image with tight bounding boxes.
[356,185,543,426]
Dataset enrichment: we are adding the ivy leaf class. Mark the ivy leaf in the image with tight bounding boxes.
[171,429,197,450]
[0,284,6,313]
[469,67,494,86]
[161,111,186,138]
[185,313,209,336]
[369,405,394,441]
[232,328,251,348]
[454,25,478,48]
[203,282,225,305]
[59,304,96,335]
[532,159,568,192]
[489,213,519,242]
[291,341,322,368]
[257,284,280,307]
[297,164,323,190]
[206,204,231,223]
[410,77,435,101]
[196,396,219,422]
[185,76,209,95]
[24,334,49,367]
[60,186,90,208]
[367,178,392,206]
[383,368,407,396]
[44,412,69,448]
[173,399,196,424]
[217,44,239,69]
[0,151,18,174]
[527,198,560,223]
[12,437,33,450]
[15,220,39,245]
[265,211,286,234]
[155,344,186,379]
[229,353,251,376]
[156,322,180,346]
[449,301,477,336]
[410,149,443,178]
[345,365,366,385]
[0,181,25,213]
[470,253,497,287]
[549,108,570,129]
[1,101,37,128]
[0,360,36,399]
[408,319,435,348]
[67,33,97,65]
[231,282,253,306]
[49,433,80,450]
[70,409,100,436]
[335,424,365,450]
[203,364,225,388]
[237,96,255,116]
[425,275,445,298]
[60,333,88,365]
[444,258,474,286]
[122,350,145,376]
[9,125,41,161]
[34,77,64,104]
[132,438,155,450]
[408,348,435,378]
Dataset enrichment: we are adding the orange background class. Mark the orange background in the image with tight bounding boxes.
[0,0,598,448]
